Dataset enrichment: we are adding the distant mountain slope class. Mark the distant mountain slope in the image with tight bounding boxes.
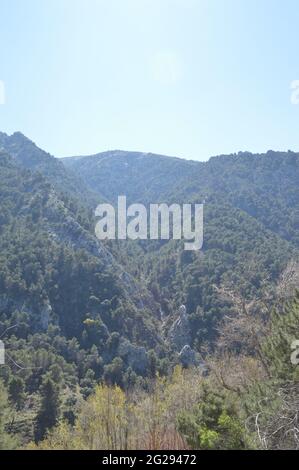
[0,132,100,208]
[63,150,199,204]
[62,148,299,347]
[63,149,299,246]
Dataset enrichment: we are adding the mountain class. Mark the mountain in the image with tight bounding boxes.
[63,150,199,204]
[1,132,299,448]
[2,136,298,353]
[0,147,166,427]
[0,132,100,208]
[63,149,299,245]
[63,149,299,345]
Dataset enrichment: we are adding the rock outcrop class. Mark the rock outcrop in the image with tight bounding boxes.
[168,305,191,351]
[167,305,205,369]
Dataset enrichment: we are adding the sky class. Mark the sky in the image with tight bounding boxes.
[1,0,299,161]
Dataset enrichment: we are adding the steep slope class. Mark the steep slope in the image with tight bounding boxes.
[0,151,166,401]
[0,132,100,208]
[63,150,199,204]
[63,149,299,246]
[2,134,299,358]
[63,149,299,349]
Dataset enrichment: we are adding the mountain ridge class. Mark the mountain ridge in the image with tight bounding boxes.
[1,131,299,353]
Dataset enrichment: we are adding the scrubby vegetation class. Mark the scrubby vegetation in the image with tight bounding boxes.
[24,292,299,450]
[0,133,299,449]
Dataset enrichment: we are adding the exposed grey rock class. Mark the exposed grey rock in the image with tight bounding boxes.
[40,301,52,330]
[168,304,191,351]
[179,305,187,316]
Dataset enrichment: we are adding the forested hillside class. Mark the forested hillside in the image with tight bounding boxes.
[0,132,298,449]
[0,146,167,444]
[64,148,299,348]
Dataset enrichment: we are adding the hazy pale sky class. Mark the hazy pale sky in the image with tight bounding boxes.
[1,0,299,160]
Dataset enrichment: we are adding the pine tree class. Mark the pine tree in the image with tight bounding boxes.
[177,383,247,449]
[0,380,16,449]
[244,293,299,448]
[35,376,60,442]
[262,292,299,381]
[9,376,26,410]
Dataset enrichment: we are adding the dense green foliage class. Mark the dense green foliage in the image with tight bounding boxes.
[178,384,246,450]
[31,293,299,451]
[35,376,60,442]
[65,148,299,348]
[0,132,299,448]
[0,148,167,443]
[0,380,16,449]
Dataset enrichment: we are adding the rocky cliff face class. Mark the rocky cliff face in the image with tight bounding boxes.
[168,305,191,351]
[167,305,203,368]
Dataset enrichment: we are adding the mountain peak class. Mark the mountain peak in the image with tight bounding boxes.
[11,130,28,139]
[0,130,36,148]
[10,131,37,146]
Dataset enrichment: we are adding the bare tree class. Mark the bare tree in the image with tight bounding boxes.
[247,382,299,449]
[207,352,265,396]
[214,285,270,368]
